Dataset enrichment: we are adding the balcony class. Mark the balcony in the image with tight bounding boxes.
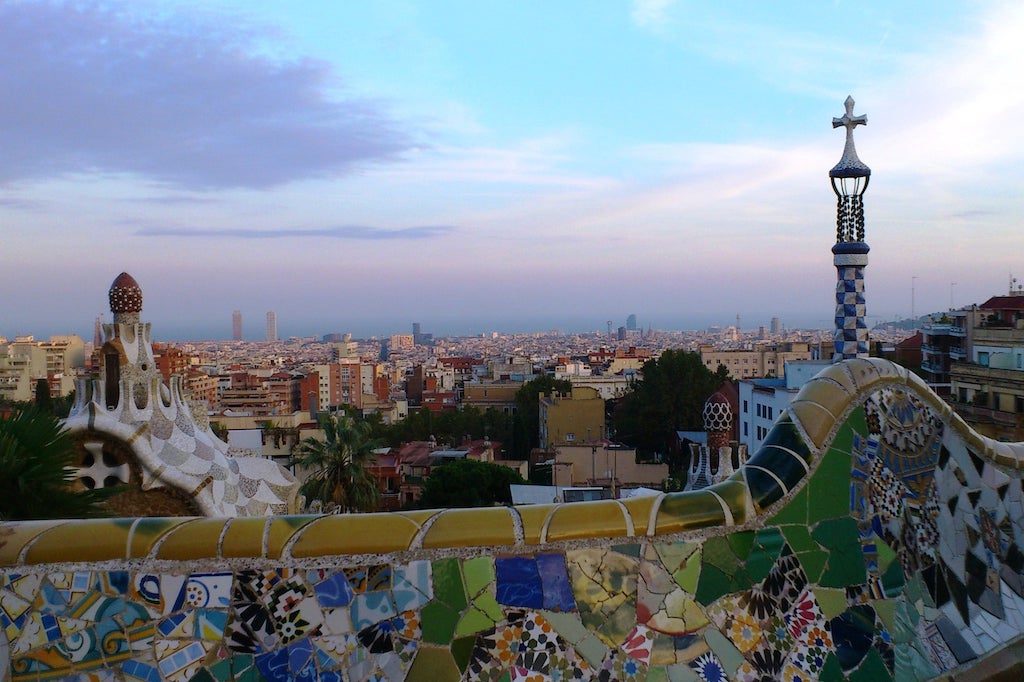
[954,403,1023,429]
[921,361,948,376]
[949,347,967,361]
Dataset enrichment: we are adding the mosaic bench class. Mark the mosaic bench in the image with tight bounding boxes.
[3,357,1024,681]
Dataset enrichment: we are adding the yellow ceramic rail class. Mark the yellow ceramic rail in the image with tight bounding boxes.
[2,358,1018,568]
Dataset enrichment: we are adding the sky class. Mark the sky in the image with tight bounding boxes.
[2,0,1023,341]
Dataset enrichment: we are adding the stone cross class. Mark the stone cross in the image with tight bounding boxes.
[833,95,867,143]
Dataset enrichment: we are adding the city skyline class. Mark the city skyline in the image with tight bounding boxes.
[3,1,1023,341]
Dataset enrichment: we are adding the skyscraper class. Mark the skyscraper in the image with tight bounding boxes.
[626,314,637,331]
[232,310,242,341]
[266,311,277,342]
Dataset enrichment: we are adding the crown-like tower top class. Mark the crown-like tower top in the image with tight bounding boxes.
[109,272,143,313]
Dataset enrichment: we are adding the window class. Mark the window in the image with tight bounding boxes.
[743,400,748,413]
[743,422,748,436]
[978,351,990,367]
[566,433,575,441]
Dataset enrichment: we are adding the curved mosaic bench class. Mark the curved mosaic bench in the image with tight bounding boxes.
[3,357,1024,681]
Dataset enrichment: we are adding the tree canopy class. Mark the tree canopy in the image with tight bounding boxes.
[418,458,526,509]
[0,408,116,521]
[613,350,730,467]
[291,413,381,513]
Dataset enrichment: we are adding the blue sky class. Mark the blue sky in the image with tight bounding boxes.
[2,0,1021,340]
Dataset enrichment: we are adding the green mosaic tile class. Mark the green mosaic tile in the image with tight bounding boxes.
[672,547,702,593]
[420,601,461,645]
[705,627,744,677]
[406,644,461,682]
[701,537,738,576]
[781,525,818,554]
[881,559,905,598]
[473,591,504,623]
[872,599,896,632]
[876,538,898,573]
[462,556,494,597]
[646,667,669,682]
[431,557,467,610]
[812,517,865,588]
[190,670,215,682]
[694,564,732,606]
[451,635,476,673]
[666,662,701,681]
[797,548,829,583]
[574,630,612,668]
[654,541,700,574]
[819,651,844,681]
[813,588,848,620]
[745,528,785,583]
[768,482,808,526]
[849,646,894,682]
[726,531,755,561]
[454,606,495,637]
[807,447,852,523]
[614,543,641,558]
[539,610,587,643]
[745,465,787,512]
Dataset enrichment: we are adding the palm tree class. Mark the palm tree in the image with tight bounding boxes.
[291,413,381,513]
[0,408,116,521]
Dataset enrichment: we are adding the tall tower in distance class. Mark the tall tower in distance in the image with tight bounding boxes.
[829,96,871,362]
[266,311,277,342]
[626,314,637,331]
[232,310,242,341]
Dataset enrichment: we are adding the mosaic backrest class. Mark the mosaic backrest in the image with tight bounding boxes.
[2,357,1024,681]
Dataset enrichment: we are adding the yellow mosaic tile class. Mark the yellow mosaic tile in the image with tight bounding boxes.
[266,516,316,559]
[788,399,837,450]
[620,494,662,536]
[397,509,439,526]
[843,357,889,394]
[544,500,629,542]
[23,519,132,565]
[129,517,199,559]
[155,518,229,560]
[709,479,750,525]
[0,520,66,567]
[289,514,421,557]
[420,507,516,549]
[654,490,726,534]
[795,378,854,420]
[219,517,269,559]
[813,362,858,394]
[864,357,909,383]
[516,504,555,545]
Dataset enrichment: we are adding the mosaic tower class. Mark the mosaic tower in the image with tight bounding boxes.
[830,96,871,361]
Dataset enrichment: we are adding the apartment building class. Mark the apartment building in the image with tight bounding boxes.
[948,295,1024,441]
[699,342,813,380]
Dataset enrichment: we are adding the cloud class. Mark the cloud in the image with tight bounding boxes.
[630,0,677,29]
[135,225,456,239]
[0,2,415,190]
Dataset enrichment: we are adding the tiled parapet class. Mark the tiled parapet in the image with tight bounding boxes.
[3,358,1024,681]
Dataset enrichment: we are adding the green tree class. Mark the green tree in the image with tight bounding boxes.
[510,376,572,459]
[613,350,730,470]
[34,378,52,412]
[291,413,381,513]
[0,408,116,521]
[418,458,526,508]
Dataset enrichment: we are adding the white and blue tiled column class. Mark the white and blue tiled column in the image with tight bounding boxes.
[833,241,869,361]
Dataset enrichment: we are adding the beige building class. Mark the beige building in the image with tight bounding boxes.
[462,381,523,414]
[949,295,1024,442]
[551,443,668,491]
[699,342,812,379]
[539,386,605,450]
[0,335,85,401]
